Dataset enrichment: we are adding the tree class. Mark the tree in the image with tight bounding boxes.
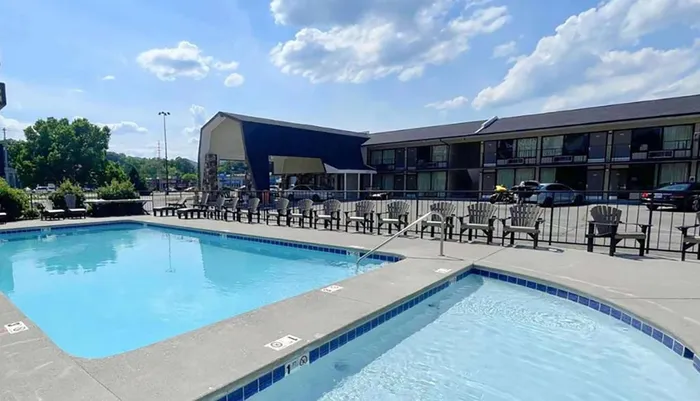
[12,117,111,187]
[128,166,146,190]
[180,172,197,185]
[100,161,127,184]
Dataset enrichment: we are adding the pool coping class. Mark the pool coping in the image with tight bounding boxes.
[1,216,699,400]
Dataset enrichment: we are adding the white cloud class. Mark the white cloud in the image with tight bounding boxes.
[0,114,30,139]
[425,95,469,111]
[136,41,244,85]
[492,40,516,58]
[472,0,700,110]
[100,121,150,135]
[224,73,245,87]
[269,0,511,83]
[182,104,209,139]
[102,75,116,81]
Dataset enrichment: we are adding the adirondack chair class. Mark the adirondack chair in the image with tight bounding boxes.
[266,197,291,226]
[376,201,410,235]
[678,211,700,261]
[458,203,497,244]
[420,202,456,239]
[314,199,342,230]
[64,194,87,218]
[344,200,375,233]
[586,205,649,257]
[177,197,204,219]
[237,197,261,223]
[500,204,544,248]
[289,199,314,228]
[207,195,227,220]
[222,196,239,221]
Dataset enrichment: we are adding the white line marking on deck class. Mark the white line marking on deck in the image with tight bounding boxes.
[321,285,343,293]
[435,268,452,274]
[285,353,309,375]
[4,321,28,334]
[265,335,301,351]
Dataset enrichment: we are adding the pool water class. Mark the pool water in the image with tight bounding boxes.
[252,275,700,401]
[0,224,384,358]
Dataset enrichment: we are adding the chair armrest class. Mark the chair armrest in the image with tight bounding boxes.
[376,212,384,220]
[677,223,700,230]
[458,215,466,224]
[588,220,618,226]
[344,211,351,218]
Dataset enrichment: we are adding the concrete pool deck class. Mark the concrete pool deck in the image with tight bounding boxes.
[0,216,698,400]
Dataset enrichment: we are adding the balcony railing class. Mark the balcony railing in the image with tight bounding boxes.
[540,147,588,164]
[613,139,693,161]
[415,159,448,169]
[495,149,538,166]
[370,162,396,171]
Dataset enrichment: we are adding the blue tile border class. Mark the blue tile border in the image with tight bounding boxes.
[209,265,700,400]
[469,267,699,370]
[0,221,402,263]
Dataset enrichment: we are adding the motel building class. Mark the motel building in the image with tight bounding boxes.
[198,94,700,199]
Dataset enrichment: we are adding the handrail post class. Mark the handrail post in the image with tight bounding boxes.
[439,216,445,256]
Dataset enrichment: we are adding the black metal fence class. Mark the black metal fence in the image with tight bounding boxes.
[141,188,699,255]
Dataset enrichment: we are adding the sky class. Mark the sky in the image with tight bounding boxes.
[0,0,699,160]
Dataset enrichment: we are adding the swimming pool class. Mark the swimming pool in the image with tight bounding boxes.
[244,272,700,401]
[0,223,391,358]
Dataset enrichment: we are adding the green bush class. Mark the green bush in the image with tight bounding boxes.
[49,180,85,209]
[0,178,30,221]
[22,208,40,220]
[97,179,138,200]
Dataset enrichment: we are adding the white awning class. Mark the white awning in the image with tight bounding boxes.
[324,163,376,174]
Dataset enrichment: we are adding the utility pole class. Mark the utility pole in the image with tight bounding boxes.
[2,127,6,141]
[158,111,170,194]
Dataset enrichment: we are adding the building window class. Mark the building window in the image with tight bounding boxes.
[370,150,382,165]
[663,125,693,150]
[497,140,515,159]
[516,138,538,158]
[381,174,394,190]
[540,167,556,183]
[382,149,395,165]
[562,133,589,155]
[631,127,662,152]
[431,145,448,162]
[418,172,431,192]
[659,163,688,185]
[498,168,536,187]
[431,171,447,191]
[542,136,564,157]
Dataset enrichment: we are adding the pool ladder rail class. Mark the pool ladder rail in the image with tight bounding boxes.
[355,211,446,267]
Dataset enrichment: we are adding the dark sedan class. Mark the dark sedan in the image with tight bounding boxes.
[641,182,700,212]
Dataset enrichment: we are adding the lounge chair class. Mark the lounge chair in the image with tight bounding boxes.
[420,202,455,239]
[459,203,497,244]
[64,194,87,218]
[39,201,65,220]
[344,200,375,233]
[376,201,410,235]
[678,212,700,261]
[153,204,177,217]
[289,199,314,228]
[586,205,649,257]
[500,204,544,248]
[176,199,203,219]
[266,198,291,226]
[237,197,261,223]
[167,193,190,209]
[0,205,6,224]
[314,199,342,230]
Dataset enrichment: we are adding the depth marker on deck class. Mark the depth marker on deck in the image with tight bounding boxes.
[265,334,301,351]
[321,285,343,293]
[435,268,452,274]
[4,321,28,334]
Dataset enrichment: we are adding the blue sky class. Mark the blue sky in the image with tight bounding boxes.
[1,0,699,160]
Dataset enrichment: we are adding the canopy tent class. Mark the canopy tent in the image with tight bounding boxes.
[198,112,374,190]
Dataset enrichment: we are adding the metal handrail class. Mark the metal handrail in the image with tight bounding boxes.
[356,211,446,267]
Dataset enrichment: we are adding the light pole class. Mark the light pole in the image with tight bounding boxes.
[158,111,170,193]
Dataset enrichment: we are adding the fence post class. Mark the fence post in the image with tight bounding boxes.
[645,200,653,253]
[548,205,554,245]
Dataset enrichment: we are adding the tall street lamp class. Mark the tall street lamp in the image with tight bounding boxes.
[158,111,170,193]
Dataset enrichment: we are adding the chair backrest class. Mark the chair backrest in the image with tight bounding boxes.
[276,197,290,213]
[429,202,455,221]
[226,196,239,209]
[467,203,496,225]
[590,205,622,236]
[248,197,260,212]
[64,194,77,209]
[200,192,210,205]
[297,198,314,212]
[509,204,542,227]
[386,201,410,219]
[323,199,342,214]
[215,195,226,208]
[354,200,375,216]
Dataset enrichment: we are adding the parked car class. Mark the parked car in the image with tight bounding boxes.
[641,182,700,211]
[285,185,333,202]
[529,183,584,207]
